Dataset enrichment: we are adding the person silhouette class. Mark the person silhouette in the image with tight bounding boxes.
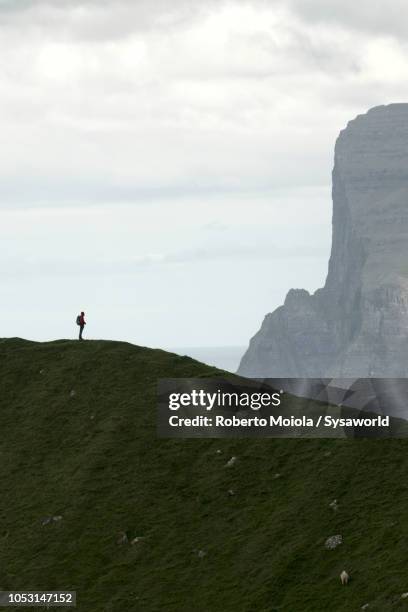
[78,311,86,341]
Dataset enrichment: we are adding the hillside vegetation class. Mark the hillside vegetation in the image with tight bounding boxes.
[0,338,407,611]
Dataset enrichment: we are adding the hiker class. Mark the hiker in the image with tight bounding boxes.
[76,311,86,340]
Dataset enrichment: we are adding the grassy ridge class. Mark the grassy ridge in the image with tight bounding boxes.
[0,339,407,611]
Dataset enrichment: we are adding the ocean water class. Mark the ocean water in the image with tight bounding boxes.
[169,346,246,373]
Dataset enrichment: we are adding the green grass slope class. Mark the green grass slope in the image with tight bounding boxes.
[0,338,407,611]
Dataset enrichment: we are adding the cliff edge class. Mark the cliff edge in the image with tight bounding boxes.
[239,104,408,377]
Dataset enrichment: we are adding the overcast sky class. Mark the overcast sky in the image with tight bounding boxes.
[1,0,407,348]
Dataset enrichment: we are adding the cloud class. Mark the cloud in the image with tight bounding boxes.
[285,0,408,39]
[0,0,405,243]
[165,244,327,264]
[0,0,224,41]
[0,0,381,209]
[0,243,327,279]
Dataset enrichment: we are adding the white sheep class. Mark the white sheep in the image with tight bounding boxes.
[329,499,339,511]
[340,570,349,585]
[225,456,237,468]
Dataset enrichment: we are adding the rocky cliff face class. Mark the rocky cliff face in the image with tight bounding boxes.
[238,104,408,378]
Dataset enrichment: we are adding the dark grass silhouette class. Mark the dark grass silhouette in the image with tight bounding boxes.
[0,338,407,611]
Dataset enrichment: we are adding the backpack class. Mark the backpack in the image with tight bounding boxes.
[76,315,81,326]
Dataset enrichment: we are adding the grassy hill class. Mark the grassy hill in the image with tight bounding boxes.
[0,338,408,611]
